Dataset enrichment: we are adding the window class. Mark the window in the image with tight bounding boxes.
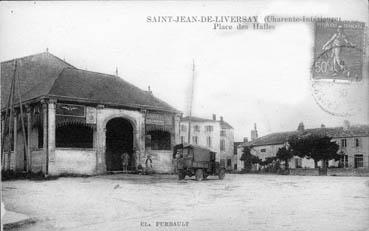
[193,125,200,132]
[147,131,171,150]
[220,130,226,136]
[341,155,348,168]
[227,159,232,167]
[180,125,187,132]
[206,136,212,147]
[341,139,347,148]
[260,148,266,152]
[355,138,361,147]
[220,139,225,151]
[234,164,237,170]
[56,124,93,148]
[180,136,185,144]
[295,158,302,168]
[354,154,363,168]
[205,125,213,132]
[192,136,198,144]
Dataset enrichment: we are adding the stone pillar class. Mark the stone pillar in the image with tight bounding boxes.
[26,105,32,173]
[12,113,17,171]
[48,99,57,175]
[41,99,48,174]
[96,104,106,174]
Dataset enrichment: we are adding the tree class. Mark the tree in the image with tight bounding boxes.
[240,146,261,172]
[276,146,294,169]
[288,134,340,169]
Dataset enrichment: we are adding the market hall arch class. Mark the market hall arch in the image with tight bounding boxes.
[105,117,134,171]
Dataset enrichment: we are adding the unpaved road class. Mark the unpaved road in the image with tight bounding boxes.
[2,174,369,231]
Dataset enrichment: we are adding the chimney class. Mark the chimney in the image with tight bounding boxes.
[297,122,305,132]
[243,137,248,143]
[220,116,223,122]
[321,124,326,128]
[115,67,119,76]
[148,86,152,94]
[212,114,216,121]
[343,120,350,130]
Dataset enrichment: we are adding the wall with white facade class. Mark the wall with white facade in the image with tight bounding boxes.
[333,136,369,168]
[236,143,315,171]
[179,120,234,167]
[48,149,97,175]
[236,135,369,170]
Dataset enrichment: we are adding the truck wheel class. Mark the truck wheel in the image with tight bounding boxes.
[178,170,185,180]
[195,169,204,181]
[218,168,226,180]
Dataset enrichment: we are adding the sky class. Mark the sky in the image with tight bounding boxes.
[0,0,368,141]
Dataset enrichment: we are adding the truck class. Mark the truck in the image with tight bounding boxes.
[173,144,226,181]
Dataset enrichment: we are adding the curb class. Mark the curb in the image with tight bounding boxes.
[3,217,37,230]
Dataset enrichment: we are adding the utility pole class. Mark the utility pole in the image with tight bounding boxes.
[187,60,195,144]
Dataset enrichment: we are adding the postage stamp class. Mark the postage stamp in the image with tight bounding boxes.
[312,21,365,81]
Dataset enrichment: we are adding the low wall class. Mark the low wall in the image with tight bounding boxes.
[327,168,369,177]
[2,151,16,171]
[30,150,44,173]
[48,148,97,176]
[289,168,319,176]
[145,150,173,173]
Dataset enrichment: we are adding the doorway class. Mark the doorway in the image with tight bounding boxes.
[105,118,133,171]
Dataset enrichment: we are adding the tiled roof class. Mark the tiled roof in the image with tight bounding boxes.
[1,52,178,113]
[241,125,369,147]
[1,52,74,106]
[181,116,233,129]
[181,116,215,122]
[220,121,233,129]
[49,68,178,112]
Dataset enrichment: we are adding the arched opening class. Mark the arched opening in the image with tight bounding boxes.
[105,118,134,171]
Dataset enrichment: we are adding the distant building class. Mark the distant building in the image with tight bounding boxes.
[179,115,234,171]
[233,140,245,171]
[1,52,181,175]
[237,121,369,170]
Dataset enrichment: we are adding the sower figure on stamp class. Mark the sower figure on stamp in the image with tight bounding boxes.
[121,152,130,173]
[322,25,355,74]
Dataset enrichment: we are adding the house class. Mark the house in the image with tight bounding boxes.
[1,52,181,176]
[237,121,369,170]
[179,115,235,171]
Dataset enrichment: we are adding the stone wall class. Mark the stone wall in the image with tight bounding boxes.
[143,150,173,173]
[48,148,97,175]
[327,168,369,177]
[289,168,320,176]
[30,150,44,173]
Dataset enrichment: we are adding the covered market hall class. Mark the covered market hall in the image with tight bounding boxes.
[1,52,181,176]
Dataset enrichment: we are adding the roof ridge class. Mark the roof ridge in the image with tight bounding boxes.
[1,52,76,68]
[46,67,75,96]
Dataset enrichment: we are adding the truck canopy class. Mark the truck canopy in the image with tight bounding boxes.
[173,144,216,162]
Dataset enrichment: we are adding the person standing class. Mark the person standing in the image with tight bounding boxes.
[121,152,130,173]
[145,154,153,174]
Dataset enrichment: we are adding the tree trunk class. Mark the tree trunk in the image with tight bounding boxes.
[284,160,289,170]
[322,160,327,170]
